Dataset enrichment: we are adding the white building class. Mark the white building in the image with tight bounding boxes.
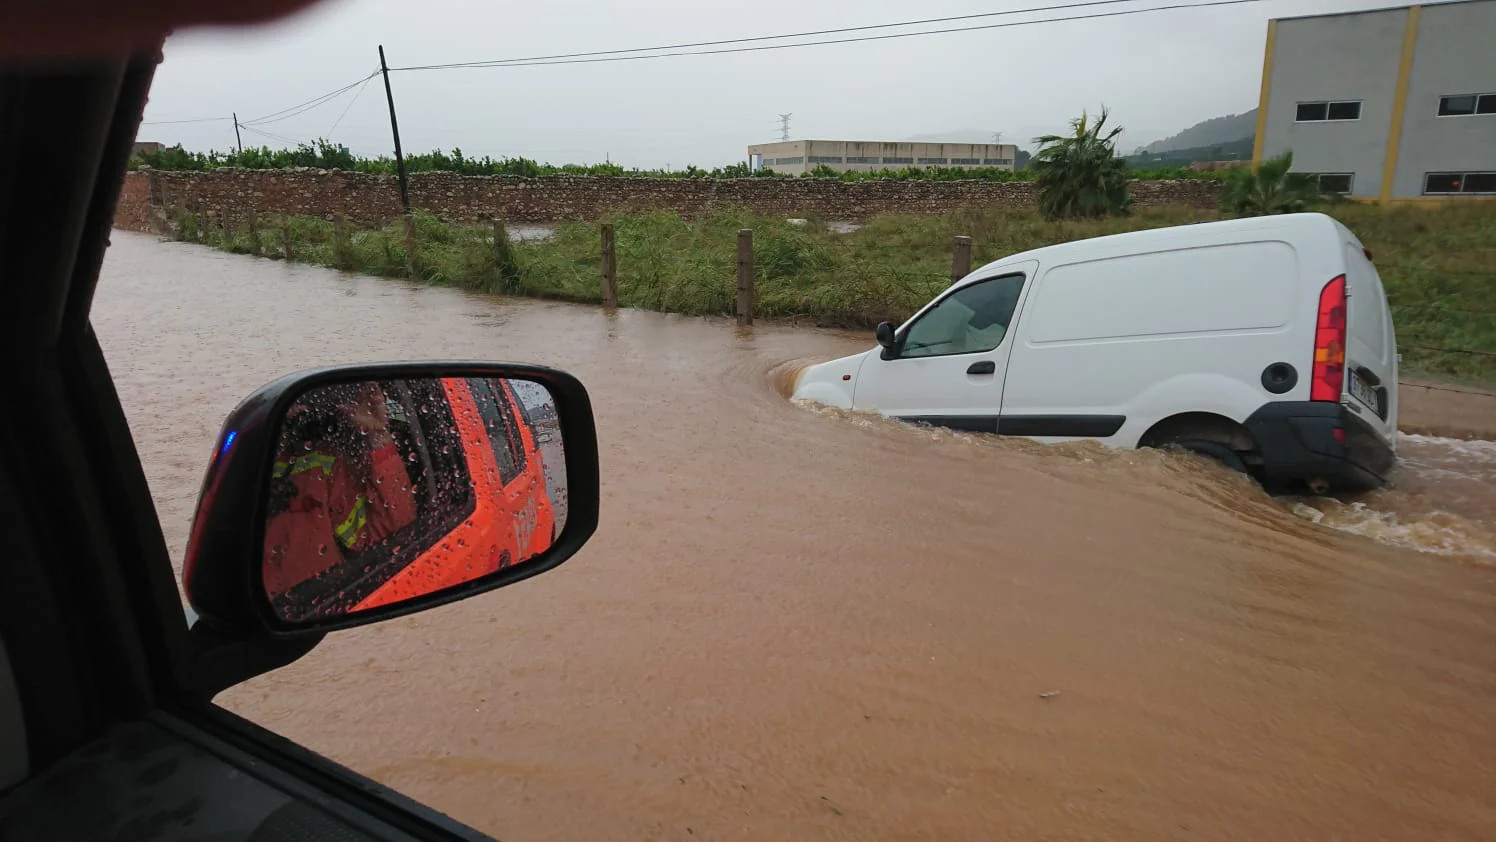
[746,140,1018,176]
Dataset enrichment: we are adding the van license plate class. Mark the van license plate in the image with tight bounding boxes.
[1348,371,1378,411]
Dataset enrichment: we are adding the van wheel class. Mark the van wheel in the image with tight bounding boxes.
[1176,439,1247,474]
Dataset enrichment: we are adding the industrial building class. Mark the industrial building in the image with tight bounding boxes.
[746,140,1019,176]
[1252,0,1496,201]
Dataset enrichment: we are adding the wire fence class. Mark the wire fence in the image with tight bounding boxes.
[1405,344,1496,359]
[1392,302,1496,317]
[1398,381,1496,399]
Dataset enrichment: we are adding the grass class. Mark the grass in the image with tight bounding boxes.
[171,201,1496,386]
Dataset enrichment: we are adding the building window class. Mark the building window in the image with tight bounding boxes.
[882,157,914,165]
[845,156,879,164]
[1295,100,1361,121]
[917,157,948,165]
[808,156,844,164]
[773,157,803,165]
[949,158,981,166]
[983,158,1014,166]
[1438,93,1496,116]
[1423,172,1496,195]
[1313,173,1354,194]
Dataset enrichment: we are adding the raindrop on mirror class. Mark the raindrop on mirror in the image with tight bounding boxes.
[260,375,568,625]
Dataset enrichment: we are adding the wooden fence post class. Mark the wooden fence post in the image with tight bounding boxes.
[492,218,518,288]
[403,213,419,278]
[332,214,350,268]
[492,218,508,264]
[736,228,754,326]
[246,207,261,256]
[600,222,618,308]
[951,235,972,284]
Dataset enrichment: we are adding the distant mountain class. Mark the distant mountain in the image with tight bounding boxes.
[1137,110,1257,155]
[1124,136,1254,169]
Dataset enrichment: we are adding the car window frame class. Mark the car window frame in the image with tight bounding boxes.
[891,272,1027,360]
[0,45,525,842]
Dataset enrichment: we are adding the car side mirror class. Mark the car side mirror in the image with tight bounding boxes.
[875,321,899,359]
[179,362,599,693]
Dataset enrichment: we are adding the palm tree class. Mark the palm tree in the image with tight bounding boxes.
[1031,108,1132,219]
[1219,150,1318,215]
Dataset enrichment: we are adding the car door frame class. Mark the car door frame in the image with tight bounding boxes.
[0,55,494,840]
[852,261,1038,432]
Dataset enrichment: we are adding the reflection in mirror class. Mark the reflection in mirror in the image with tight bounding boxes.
[262,376,567,624]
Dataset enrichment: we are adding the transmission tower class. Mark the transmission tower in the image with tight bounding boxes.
[992,131,1003,146]
[777,113,793,142]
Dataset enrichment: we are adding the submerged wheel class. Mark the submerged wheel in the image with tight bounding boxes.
[1175,439,1248,474]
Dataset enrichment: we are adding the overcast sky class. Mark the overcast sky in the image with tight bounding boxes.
[140,0,1401,168]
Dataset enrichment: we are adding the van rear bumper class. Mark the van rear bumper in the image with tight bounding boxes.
[1243,401,1396,492]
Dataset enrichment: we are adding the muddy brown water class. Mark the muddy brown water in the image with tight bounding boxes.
[94,232,1496,841]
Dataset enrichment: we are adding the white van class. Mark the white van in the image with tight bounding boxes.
[792,213,1399,492]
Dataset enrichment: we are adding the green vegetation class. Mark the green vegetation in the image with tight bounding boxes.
[1219,151,1318,215]
[172,201,1496,385]
[1031,109,1134,219]
[133,139,1218,183]
[136,140,768,179]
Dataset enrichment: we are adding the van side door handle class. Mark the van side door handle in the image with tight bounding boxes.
[966,360,996,375]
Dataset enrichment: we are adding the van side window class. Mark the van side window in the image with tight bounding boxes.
[466,378,526,486]
[900,274,1025,359]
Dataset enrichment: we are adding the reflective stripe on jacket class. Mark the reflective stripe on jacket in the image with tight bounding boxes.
[262,443,417,600]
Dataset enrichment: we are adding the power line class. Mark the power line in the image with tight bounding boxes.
[394,0,1189,71]
[139,72,378,132]
[241,71,378,126]
[240,124,305,147]
[140,116,233,126]
[391,0,1272,72]
[328,74,377,137]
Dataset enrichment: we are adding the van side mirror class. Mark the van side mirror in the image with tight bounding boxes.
[179,362,599,695]
[875,321,898,356]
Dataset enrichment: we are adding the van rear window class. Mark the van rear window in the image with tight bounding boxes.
[1026,241,1297,344]
[1344,243,1389,359]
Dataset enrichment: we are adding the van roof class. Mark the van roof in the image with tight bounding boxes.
[970,212,1349,278]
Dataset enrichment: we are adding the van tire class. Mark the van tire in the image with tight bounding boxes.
[1138,413,1258,476]
[1175,439,1248,474]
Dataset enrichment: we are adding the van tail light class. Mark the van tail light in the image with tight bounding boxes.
[1312,274,1347,402]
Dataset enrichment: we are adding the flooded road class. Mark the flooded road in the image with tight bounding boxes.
[95,232,1496,841]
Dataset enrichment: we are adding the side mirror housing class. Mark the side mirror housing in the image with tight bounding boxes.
[875,321,899,359]
[179,361,599,695]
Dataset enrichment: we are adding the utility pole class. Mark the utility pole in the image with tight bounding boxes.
[233,113,243,154]
[378,45,411,213]
[778,113,792,142]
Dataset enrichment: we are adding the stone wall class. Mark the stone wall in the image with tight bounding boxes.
[113,168,156,232]
[113,168,1223,232]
